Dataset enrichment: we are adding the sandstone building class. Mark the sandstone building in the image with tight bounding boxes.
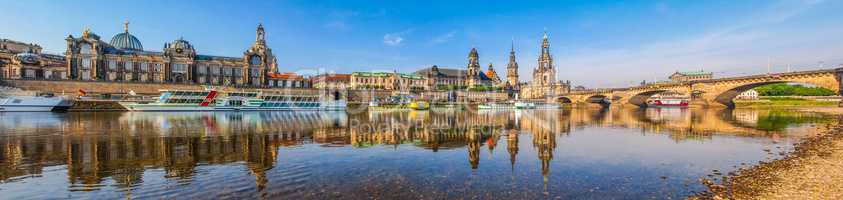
[312,73,351,90]
[669,71,713,82]
[61,22,307,88]
[349,71,426,90]
[0,39,67,80]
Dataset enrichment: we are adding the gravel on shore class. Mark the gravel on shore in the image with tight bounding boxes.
[690,113,843,200]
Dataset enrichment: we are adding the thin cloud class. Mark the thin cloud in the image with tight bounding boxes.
[323,21,348,30]
[431,30,457,44]
[323,10,359,30]
[383,29,413,46]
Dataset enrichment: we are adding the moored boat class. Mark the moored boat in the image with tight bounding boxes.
[408,101,430,110]
[533,103,562,109]
[478,103,512,109]
[0,95,67,112]
[647,99,689,107]
[513,102,535,109]
[0,88,68,112]
[119,89,346,111]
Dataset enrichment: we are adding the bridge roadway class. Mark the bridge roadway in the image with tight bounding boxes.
[554,68,842,108]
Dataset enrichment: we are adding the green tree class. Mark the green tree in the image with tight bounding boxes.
[754,83,835,96]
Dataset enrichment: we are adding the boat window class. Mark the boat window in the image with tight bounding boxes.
[12,99,21,103]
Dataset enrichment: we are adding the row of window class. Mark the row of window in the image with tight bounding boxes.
[353,77,425,85]
[261,102,320,108]
[106,60,164,72]
[196,66,244,76]
[261,96,319,102]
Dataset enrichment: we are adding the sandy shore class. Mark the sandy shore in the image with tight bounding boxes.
[691,109,843,199]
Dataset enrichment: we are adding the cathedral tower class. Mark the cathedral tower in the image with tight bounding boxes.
[466,48,481,86]
[506,42,519,89]
[532,32,555,87]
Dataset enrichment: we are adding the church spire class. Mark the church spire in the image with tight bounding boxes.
[507,39,520,88]
[256,23,265,43]
[123,20,129,33]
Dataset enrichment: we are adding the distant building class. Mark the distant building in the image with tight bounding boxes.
[312,73,351,90]
[669,71,713,82]
[464,48,498,87]
[350,71,426,90]
[0,39,67,80]
[415,65,467,89]
[414,48,503,91]
[505,43,520,90]
[735,89,759,100]
[266,72,311,88]
[485,63,503,87]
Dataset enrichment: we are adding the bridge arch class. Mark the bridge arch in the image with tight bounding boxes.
[713,80,838,108]
[586,95,611,106]
[557,96,572,104]
[626,90,668,107]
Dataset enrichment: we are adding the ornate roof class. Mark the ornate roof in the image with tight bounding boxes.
[414,66,466,78]
[14,52,40,64]
[485,63,498,78]
[170,37,193,50]
[109,21,143,51]
[672,71,712,76]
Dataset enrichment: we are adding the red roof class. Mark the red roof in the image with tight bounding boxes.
[267,72,305,80]
[314,73,351,82]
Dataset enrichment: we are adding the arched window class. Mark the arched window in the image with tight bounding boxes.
[80,43,92,54]
[250,55,261,65]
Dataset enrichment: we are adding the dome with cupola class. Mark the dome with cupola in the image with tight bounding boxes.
[109,21,143,51]
[169,37,193,50]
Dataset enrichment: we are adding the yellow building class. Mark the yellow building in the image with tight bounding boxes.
[349,71,426,90]
[669,71,713,82]
[312,73,351,90]
[0,39,67,80]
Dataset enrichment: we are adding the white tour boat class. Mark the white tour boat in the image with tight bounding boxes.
[0,88,68,112]
[119,89,347,111]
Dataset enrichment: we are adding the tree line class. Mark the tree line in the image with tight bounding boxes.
[754,83,836,96]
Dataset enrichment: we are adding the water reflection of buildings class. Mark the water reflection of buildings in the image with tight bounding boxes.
[0,112,348,191]
[0,108,819,192]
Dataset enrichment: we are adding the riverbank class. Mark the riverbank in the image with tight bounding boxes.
[691,111,843,199]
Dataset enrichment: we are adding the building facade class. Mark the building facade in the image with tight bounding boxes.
[485,63,504,87]
[669,71,713,82]
[0,39,67,80]
[735,89,759,100]
[415,65,467,90]
[312,73,351,90]
[349,71,426,90]
[465,48,497,87]
[62,22,295,88]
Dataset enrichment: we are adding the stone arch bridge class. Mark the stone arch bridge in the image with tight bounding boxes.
[555,68,842,108]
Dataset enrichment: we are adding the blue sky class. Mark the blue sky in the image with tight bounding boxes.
[1,0,842,87]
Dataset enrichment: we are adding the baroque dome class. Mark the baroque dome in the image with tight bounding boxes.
[109,21,143,51]
[110,32,143,51]
[170,37,193,50]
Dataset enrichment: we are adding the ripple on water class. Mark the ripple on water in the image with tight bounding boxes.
[0,109,825,199]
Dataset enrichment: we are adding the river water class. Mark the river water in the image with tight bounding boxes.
[0,107,832,199]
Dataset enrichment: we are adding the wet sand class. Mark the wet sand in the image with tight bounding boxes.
[692,111,843,199]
